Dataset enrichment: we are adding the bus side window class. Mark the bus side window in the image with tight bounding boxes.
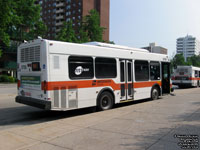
[135,60,149,81]
[120,62,125,82]
[95,57,117,78]
[150,61,160,80]
[68,56,94,79]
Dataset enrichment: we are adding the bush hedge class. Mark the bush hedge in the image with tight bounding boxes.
[0,75,16,83]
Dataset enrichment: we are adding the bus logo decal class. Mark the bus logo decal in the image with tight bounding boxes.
[75,66,89,75]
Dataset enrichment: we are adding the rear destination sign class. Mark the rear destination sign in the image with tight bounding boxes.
[21,76,41,89]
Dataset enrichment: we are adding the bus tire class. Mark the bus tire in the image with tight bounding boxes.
[151,87,159,100]
[197,81,200,87]
[97,91,114,111]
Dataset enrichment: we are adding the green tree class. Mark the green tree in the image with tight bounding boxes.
[77,25,89,43]
[54,9,107,43]
[0,0,16,55]
[27,19,47,40]
[0,0,47,58]
[171,53,186,69]
[186,55,200,67]
[0,0,14,46]
[0,0,47,59]
[56,21,77,43]
[8,0,47,42]
[83,9,104,42]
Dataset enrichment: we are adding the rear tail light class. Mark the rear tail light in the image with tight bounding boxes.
[17,80,20,89]
[32,62,41,71]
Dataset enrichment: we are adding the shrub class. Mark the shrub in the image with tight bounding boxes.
[8,76,15,83]
[0,75,16,83]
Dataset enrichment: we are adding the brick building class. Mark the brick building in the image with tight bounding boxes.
[35,0,110,41]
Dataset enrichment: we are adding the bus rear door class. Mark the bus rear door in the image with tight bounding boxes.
[120,60,134,101]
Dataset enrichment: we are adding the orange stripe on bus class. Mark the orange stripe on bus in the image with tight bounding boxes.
[134,81,161,88]
[43,80,120,91]
[41,80,161,91]
[189,77,200,80]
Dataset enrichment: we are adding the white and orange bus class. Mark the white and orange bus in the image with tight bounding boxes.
[172,66,200,88]
[16,38,172,111]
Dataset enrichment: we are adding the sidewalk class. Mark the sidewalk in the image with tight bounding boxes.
[0,83,17,87]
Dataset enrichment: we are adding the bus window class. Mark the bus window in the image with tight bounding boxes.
[195,71,198,77]
[69,56,94,79]
[120,62,125,82]
[128,62,132,81]
[95,57,117,78]
[135,60,149,81]
[162,62,170,94]
[150,62,160,80]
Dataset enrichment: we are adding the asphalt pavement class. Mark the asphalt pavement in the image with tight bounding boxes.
[0,84,199,150]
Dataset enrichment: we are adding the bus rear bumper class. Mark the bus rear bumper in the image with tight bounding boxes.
[172,83,193,88]
[15,96,51,110]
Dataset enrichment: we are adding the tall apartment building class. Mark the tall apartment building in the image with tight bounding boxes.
[176,35,200,61]
[35,0,110,41]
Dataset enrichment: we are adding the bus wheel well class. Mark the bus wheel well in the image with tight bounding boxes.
[151,84,161,96]
[97,88,115,105]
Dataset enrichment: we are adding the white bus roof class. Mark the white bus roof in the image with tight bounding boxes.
[18,39,169,62]
[176,65,200,70]
[83,42,149,53]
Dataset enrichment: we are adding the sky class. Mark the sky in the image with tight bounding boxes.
[110,0,200,58]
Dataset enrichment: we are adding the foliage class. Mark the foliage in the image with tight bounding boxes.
[171,54,200,71]
[0,75,16,83]
[83,9,105,42]
[28,19,47,40]
[171,53,186,69]
[56,21,78,43]
[77,25,89,43]
[8,0,47,42]
[109,41,115,44]
[186,55,200,67]
[0,0,47,56]
[0,0,15,46]
[55,9,105,43]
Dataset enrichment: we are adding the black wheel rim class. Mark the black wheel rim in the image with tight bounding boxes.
[152,89,158,99]
[101,95,111,109]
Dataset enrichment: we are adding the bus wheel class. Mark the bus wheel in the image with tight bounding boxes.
[97,92,114,111]
[151,87,159,100]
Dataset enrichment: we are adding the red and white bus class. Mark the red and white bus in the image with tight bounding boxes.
[16,39,172,111]
[172,66,200,88]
